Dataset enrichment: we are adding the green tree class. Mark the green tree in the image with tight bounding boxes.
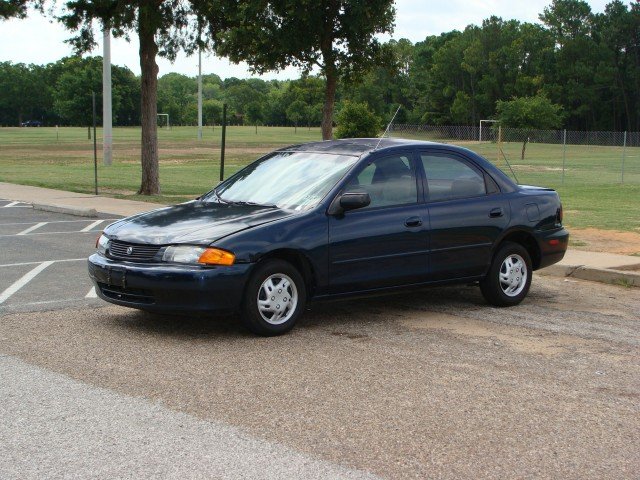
[202,98,223,126]
[48,57,139,126]
[60,0,207,194]
[0,0,43,19]
[263,85,288,125]
[245,101,264,133]
[539,0,602,129]
[334,101,380,139]
[112,65,140,126]
[0,62,50,125]
[496,95,564,159]
[286,100,306,133]
[157,73,197,125]
[592,1,639,130]
[52,57,102,125]
[224,82,265,118]
[210,0,395,140]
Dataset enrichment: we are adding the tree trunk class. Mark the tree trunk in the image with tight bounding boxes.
[321,68,337,140]
[521,137,528,160]
[319,1,338,141]
[138,5,160,195]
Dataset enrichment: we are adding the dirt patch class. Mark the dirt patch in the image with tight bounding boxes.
[98,187,138,196]
[512,164,567,172]
[569,227,640,255]
[398,311,597,357]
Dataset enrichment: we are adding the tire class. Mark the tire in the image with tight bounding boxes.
[240,259,307,336]
[480,242,532,307]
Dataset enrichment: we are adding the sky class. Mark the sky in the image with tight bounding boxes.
[0,0,613,80]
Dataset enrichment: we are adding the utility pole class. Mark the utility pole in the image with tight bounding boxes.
[197,49,203,140]
[102,26,113,166]
[220,103,227,181]
[92,92,98,195]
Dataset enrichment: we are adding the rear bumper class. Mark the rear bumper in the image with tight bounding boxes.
[535,227,569,270]
[88,253,253,314]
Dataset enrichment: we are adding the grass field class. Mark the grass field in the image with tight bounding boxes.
[0,126,638,232]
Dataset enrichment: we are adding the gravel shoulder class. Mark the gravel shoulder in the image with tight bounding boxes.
[1,275,638,479]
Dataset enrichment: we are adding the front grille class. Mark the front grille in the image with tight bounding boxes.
[108,240,162,261]
[97,282,155,305]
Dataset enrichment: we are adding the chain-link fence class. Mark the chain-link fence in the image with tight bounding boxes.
[388,124,640,187]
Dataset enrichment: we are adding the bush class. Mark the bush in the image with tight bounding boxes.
[334,101,381,139]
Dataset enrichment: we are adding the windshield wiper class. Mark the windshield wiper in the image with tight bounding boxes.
[210,190,231,204]
[229,200,278,208]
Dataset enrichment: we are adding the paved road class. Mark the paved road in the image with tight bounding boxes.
[0,201,638,479]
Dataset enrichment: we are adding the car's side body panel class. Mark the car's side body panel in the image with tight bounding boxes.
[215,211,330,291]
[426,195,510,280]
[327,203,429,292]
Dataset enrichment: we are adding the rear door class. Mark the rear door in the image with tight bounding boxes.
[327,151,429,292]
[420,149,510,280]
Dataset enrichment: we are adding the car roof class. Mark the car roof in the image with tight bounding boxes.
[278,137,518,192]
[279,138,446,156]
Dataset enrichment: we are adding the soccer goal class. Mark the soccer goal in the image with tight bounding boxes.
[479,119,499,142]
[157,113,170,129]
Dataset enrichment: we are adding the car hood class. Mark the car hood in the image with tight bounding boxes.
[105,201,293,245]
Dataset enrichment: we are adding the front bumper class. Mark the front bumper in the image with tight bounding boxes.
[88,253,253,314]
[536,227,569,269]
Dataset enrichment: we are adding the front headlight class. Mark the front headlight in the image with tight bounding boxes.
[162,245,206,263]
[96,234,110,255]
[162,246,235,266]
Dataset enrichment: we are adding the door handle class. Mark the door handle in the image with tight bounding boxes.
[405,216,423,227]
[489,208,504,218]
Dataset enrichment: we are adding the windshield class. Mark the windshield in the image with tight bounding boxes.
[204,151,359,211]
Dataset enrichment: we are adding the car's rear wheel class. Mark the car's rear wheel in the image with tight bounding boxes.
[241,259,306,336]
[480,242,532,307]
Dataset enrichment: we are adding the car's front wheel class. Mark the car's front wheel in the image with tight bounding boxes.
[480,242,532,307]
[241,259,307,336]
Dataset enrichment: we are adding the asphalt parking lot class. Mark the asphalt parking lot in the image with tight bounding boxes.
[0,199,119,313]
[0,199,638,479]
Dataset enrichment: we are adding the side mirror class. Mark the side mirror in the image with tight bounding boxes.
[327,191,371,216]
[340,192,371,211]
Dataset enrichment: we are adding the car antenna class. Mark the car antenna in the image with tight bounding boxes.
[374,105,401,150]
[497,145,520,184]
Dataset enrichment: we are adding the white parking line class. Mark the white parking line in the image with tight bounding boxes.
[85,287,97,298]
[0,230,101,238]
[2,201,30,208]
[81,220,104,232]
[0,258,86,268]
[0,219,118,226]
[16,222,47,235]
[0,261,54,304]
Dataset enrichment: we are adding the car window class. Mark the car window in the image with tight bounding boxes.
[421,154,486,201]
[344,154,417,209]
[208,152,359,211]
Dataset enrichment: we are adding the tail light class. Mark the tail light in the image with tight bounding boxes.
[556,205,563,225]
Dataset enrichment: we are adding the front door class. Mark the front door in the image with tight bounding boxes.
[328,152,429,293]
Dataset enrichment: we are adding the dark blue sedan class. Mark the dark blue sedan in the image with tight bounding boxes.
[88,139,568,335]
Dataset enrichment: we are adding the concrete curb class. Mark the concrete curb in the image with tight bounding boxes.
[540,264,639,287]
[32,203,98,218]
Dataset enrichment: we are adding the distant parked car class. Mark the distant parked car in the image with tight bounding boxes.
[89,138,568,335]
[21,120,42,127]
